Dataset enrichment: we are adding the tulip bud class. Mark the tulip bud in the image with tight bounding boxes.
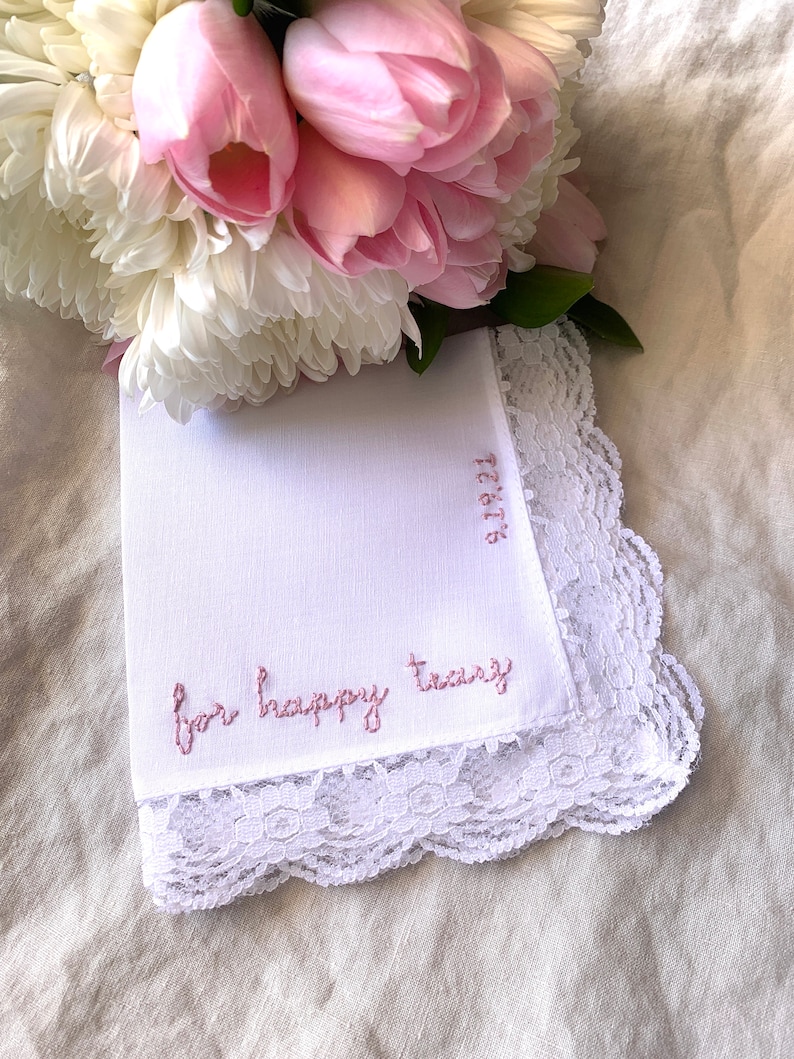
[132,0,298,228]
[288,124,450,285]
[282,0,511,177]
[529,176,607,273]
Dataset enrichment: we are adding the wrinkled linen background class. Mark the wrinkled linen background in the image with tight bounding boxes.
[2,0,793,1054]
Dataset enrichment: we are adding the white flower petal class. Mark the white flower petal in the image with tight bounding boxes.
[0,80,58,119]
[0,0,46,16]
[513,0,603,41]
[4,12,53,62]
[0,45,68,81]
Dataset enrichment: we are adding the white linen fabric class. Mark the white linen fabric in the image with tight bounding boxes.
[121,328,575,803]
[121,323,701,912]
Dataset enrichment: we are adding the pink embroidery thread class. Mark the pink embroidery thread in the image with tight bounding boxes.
[256,665,268,716]
[485,528,507,543]
[405,652,512,696]
[256,667,386,732]
[473,454,508,543]
[172,682,238,755]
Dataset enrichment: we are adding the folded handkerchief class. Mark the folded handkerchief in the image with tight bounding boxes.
[120,322,702,912]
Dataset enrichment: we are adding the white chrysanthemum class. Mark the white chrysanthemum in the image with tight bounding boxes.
[0,0,600,420]
[462,0,603,76]
[118,229,417,423]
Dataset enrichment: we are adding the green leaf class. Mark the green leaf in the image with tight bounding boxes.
[405,299,450,375]
[566,293,643,349]
[489,265,594,329]
[233,0,254,16]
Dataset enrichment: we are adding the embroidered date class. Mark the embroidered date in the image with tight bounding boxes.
[172,682,238,755]
[406,652,512,696]
[474,453,508,543]
[256,665,386,733]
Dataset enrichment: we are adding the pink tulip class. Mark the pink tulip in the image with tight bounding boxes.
[132,0,298,228]
[288,125,448,284]
[282,0,511,177]
[289,125,513,307]
[289,126,511,305]
[529,176,608,273]
[441,21,559,199]
[413,176,507,307]
[416,254,507,309]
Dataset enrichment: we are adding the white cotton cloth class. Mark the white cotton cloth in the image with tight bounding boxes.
[121,328,575,801]
[120,323,702,912]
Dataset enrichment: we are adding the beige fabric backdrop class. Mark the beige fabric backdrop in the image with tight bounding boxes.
[2,0,793,1055]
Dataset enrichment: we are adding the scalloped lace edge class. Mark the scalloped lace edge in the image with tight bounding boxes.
[137,322,702,913]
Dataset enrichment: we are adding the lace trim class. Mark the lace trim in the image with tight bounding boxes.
[137,323,702,913]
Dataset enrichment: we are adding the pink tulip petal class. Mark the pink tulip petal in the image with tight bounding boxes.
[423,177,497,240]
[393,203,438,256]
[207,141,273,214]
[416,255,506,308]
[166,153,280,228]
[413,37,510,174]
[316,0,474,68]
[383,190,447,284]
[529,212,599,273]
[445,230,503,267]
[198,1,296,145]
[283,20,424,164]
[292,125,405,237]
[493,114,556,195]
[381,54,475,146]
[488,106,530,156]
[356,226,411,270]
[528,176,606,273]
[469,19,559,100]
[298,224,364,273]
[102,338,131,377]
[552,176,608,241]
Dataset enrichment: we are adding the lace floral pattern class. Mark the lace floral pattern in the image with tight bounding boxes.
[138,323,702,912]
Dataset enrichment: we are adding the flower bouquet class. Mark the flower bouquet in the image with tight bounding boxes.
[0,0,636,422]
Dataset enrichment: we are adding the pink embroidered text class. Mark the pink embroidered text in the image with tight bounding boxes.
[405,652,512,696]
[256,666,386,733]
[172,682,239,755]
[474,454,508,543]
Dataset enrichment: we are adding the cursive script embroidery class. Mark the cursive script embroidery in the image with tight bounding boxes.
[474,453,508,543]
[405,652,512,696]
[256,666,386,733]
[172,682,238,755]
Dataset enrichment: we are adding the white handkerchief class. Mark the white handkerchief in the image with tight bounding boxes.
[120,323,702,912]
